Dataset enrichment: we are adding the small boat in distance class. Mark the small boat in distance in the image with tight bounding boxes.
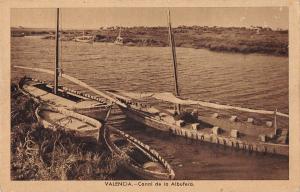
[114,28,124,45]
[106,10,289,156]
[75,30,94,43]
[12,32,25,37]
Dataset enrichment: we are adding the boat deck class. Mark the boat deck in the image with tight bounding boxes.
[39,109,98,132]
[23,82,103,109]
[130,105,287,144]
[200,116,280,141]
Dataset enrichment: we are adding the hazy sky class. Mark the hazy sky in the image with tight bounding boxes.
[11,7,288,29]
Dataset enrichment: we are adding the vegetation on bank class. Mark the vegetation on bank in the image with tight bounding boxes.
[10,84,119,180]
[97,26,288,56]
[12,26,288,56]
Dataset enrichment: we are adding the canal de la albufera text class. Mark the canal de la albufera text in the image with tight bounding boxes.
[105,181,194,187]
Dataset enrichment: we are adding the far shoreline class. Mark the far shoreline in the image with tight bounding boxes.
[11,26,288,57]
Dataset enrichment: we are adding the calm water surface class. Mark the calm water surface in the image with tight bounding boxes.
[11,37,289,179]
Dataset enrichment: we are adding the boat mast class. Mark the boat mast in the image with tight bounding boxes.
[274,108,278,135]
[54,8,60,94]
[167,10,180,115]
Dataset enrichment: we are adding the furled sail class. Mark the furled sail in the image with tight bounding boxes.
[108,90,289,118]
[14,66,126,108]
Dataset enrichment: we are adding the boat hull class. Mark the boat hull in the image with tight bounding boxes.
[75,39,93,43]
[101,125,175,180]
[121,107,172,132]
[19,77,109,121]
[114,41,123,45]
[122,163,174,180]
[36,104,102,142]
[120,107,289,156]
[74,107,108,122]
[74,35,94,43]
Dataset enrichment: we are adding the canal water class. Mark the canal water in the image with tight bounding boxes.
[11,37,289,179]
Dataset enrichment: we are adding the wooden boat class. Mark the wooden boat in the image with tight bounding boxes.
[105,10,289,156]
[16,8,110,121]
[19,76,109,121]
[101,124,175,180]
[74,35,94,43]
[12,32,25,37]
[33,94,175,180]
[35,104,102,142]
[75,29,94,43]
[14,9,175,179]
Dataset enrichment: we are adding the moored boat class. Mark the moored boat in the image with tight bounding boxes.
[101,124,175,180]
[35,104,102,142]
[106,90,289,156]
[19,76,110,121]
[12,32,25,37]
[75,28,94,43]
[15,8,110,121]
[105,10,289,156]
[74,35,94,43]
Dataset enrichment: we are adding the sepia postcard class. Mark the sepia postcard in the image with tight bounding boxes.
[0,0,300,191]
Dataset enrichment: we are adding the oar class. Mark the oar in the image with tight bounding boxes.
[14,66,127,108]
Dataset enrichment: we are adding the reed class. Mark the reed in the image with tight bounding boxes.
[10,84,119,180]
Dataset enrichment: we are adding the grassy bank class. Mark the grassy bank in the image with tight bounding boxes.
[12,26,288,56]
[96,26,288,56]
[10,84,119,180]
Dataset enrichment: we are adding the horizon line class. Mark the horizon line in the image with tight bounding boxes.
[11,25,288,31]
